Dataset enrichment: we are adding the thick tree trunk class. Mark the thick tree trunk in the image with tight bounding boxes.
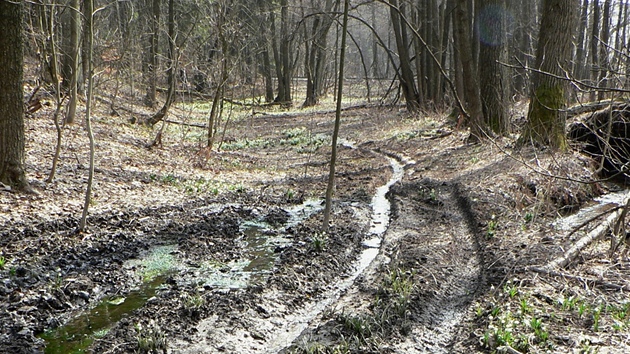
[478,0,509,134]
[453,0,484,138]
[0,0,28,191]
[523,0,579,149]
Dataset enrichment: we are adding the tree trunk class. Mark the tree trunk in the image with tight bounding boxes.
[304,0,337,107]
[389,0,421,112]
[323,0,349,230]
[0,0,28,191]
[79,0,95,232]
[275,0,292,104]
[590,0,600,101]
[147,0,176,126]
[453,0,484,138]
[573,0,589,81]
[145,0,160,107]
[523,0,579,149]
[597,0,611,101]
[478,0,509,134]
[65,0,80,124]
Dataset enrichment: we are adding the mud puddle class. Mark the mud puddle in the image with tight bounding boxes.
[41,245,178,353]
[41,199,326,352]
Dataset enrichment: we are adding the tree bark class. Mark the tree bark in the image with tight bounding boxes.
[304,0,338,107]
[478,0,509,134]
[522,0,579,149]
[147,0,176,126]
[590,0,600,101]
[453,0,484,138]
[0,0,28,191]
[573,0,589,81]
[275,0,292,103]
[597,0,612,101]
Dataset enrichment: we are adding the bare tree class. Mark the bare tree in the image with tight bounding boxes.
[144,0,160,107]
[303,0,338,107]
[453,0,484,138]
[79,0,95,232]
[323,0,349,230]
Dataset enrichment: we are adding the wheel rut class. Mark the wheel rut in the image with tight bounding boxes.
[391,180,486,353]
[282,143,487,353]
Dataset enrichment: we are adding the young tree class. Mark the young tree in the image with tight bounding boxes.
[323,0,349,230]
[522,0,579,149]
[0,0,29,191]
[79,0,95,232]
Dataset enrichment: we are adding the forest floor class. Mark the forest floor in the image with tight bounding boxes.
[1,89,630,353]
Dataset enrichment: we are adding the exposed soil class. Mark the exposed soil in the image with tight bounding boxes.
[2,91,630,353]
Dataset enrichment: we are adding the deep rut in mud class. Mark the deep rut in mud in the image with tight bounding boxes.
[287,175,487,353]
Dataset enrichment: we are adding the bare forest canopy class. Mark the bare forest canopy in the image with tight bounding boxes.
[19,0,630,115]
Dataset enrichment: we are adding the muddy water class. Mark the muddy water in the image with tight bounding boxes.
[266,154,406,352]
[40,246,177,353]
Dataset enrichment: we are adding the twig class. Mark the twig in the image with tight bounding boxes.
[497,345,524,354]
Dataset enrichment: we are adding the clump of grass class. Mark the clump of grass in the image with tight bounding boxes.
[135,321,167,354]
[182,293,206,319]
[310,233,327,253]
[486,215,498,238]
[0,256,6,269]
[530,317,549,343]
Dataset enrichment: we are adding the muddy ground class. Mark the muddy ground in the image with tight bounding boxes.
[1,90,630,353]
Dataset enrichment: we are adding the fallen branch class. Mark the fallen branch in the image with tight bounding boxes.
[164,119,207,129]
[527,267,630,292]
[540,191,630,270]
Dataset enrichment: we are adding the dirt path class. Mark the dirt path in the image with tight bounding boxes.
[3,99,630,353]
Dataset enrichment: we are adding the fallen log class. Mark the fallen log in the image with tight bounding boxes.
[536,191,630,271]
